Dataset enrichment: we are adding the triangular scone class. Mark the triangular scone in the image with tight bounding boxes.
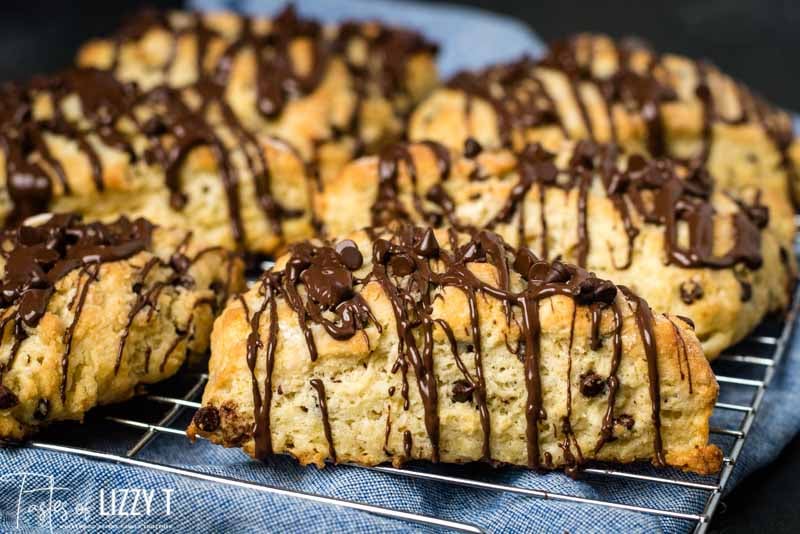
[188,225,721,475]
[0,214,244,440]
[408,34,797,246]
[314,141,795,358]
[0,69,314,255]
[76,6,439,183]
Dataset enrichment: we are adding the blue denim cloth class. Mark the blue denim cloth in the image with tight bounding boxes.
[1,1,798,532]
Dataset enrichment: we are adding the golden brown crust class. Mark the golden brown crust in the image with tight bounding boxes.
[76,8,439,170]
[315,142,795,359]
[0,220,244,440]
[188,227,721,475]
[0,73,316,255]
[408,33,797,245]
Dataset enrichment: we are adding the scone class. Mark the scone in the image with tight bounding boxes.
[0,68,314,255]
[76,6,439,183]
[0,213,244,440]
[188,224,721,475]
[314,141,795,358]
[408,34,797,246]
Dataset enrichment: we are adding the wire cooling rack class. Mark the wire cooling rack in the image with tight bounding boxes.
[13,223,800,533]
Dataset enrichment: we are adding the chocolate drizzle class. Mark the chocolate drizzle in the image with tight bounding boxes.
[0,70,139,225]
[0,214,153,406]
[103,5,437,170]
[446,35,798,206]
[4,8,440,240]
[310,378,337,462]
[366,140,765,275]
[373,142,452,228]
[449,57,563,147]
[243,223,669,472]
[0,68,307,248]
[104,6,436,146]
[620,286,665,466]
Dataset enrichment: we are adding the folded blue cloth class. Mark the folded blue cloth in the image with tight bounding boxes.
[1,1,797,532]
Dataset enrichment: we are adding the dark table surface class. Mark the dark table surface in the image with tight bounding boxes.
[0,0,797,532]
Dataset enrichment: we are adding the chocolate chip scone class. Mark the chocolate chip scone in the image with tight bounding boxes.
[408,34,797,246]
[0,68,314,255]
[315,141,795,358]
[188,224,721,475]
[76,6,439,183]
[0,213,244,440]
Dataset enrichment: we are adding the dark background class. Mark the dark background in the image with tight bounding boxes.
[0,0,797,531]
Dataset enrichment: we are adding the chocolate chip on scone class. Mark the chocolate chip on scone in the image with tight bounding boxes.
[76,6,439,184]
[0,213,244,440]
[188,224,722,476]
[314,140,795,358]
[408,34,797,249]
[0,68,314,255]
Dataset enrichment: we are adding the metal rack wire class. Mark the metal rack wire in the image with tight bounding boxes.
[16,229,800,533]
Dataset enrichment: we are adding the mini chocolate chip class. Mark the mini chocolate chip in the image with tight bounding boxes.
[388,386,396,397]
[575,278,597,304]
[415,228,439,258]
[286,256,311,281]
[745,204,769,229]
[694,83,712,102]
[615,414,635,430]
[739,280,752,302]
[460,240,484,262]
[626,153,648,174]
[528,260,550,281]
[142,116,168,136]
[679,280,703,304]
[593,280,617,305]
[451,379,475,403]
[390,254,416,276]
[570,140,597,170]
[513,248,538,277]
[193,406,220,432]
[463,137,483,158]
[606,171,630,195]
[335,240,363,270]
[544,261,571,284]
[575,278,599,304]
[170,253,191,273]
[301,265,353,308]
[533,161,558,184]
[579,372,606,397]
[34,398,49,420]
[0,385,19,410]
[373,239,392,264]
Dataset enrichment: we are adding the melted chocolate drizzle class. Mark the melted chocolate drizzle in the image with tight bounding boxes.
[310,378,337,462]
[98,7,439,203]
[365,140,765,274]
[105,6,436,143]
[447,35,798,206]
[0,214,153,405]
[243,223,672,472]
[0,67,308,248]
